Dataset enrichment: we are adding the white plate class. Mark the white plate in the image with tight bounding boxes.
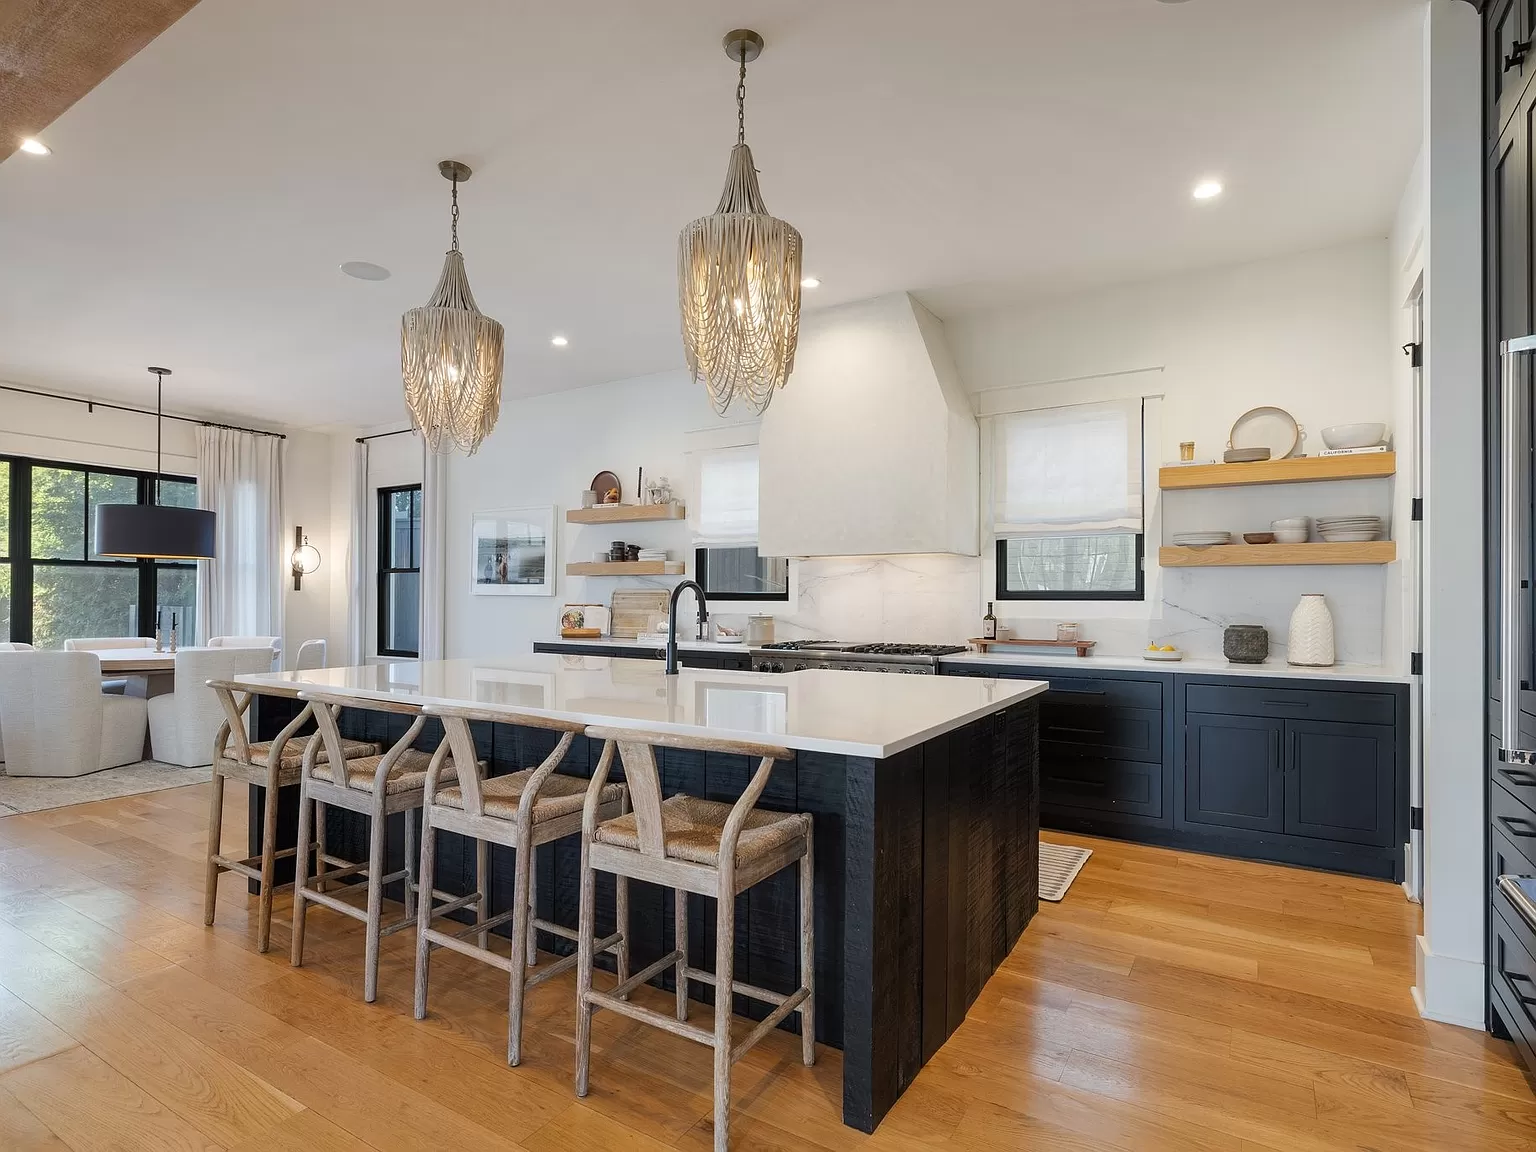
[1142,649,1184,661]
[713,634,745,644]
[1319,531,1380,542]
[1230,406,1301,460]
[1317,517,1381,526]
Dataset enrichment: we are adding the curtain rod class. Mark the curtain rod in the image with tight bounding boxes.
[356,428,416,443]
[0,382,287,439]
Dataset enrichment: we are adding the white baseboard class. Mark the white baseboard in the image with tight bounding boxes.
[1413,935,1486,1030]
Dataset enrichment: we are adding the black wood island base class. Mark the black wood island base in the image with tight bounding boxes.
[251,694,1040,1133]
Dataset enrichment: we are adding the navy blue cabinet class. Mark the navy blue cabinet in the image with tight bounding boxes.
[942,661,1408,880]
[1183,712,1284,833]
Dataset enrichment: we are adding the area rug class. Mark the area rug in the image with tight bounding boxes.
[0,760,210,815]
[1040,840,1093,902]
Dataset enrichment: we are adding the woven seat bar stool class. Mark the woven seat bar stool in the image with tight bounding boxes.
[289,689,483,1003]
[205,679,381,953]
[414,703,630,1066]
[576,727,814,1152]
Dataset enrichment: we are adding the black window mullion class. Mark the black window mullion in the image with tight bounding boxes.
[12,459,32,642]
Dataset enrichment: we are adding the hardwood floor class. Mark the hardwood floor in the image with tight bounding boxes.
[0,783,1531,1150]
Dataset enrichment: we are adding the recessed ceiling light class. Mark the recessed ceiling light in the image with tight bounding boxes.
[18,138,50,155]
[801,276,821,289]
[1192,180,1224,201]
[340,261,391,281]
[550,335,569,347]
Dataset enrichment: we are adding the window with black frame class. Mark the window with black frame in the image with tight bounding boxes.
[690,443,788,602]
[1,456,198,646]
[992,400,1145,601]
[378,484,422,656]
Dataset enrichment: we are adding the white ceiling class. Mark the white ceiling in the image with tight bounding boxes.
[0,0,1426,429]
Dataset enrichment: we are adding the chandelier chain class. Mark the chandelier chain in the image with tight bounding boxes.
[449,175,460,252]
[736,46,747,146]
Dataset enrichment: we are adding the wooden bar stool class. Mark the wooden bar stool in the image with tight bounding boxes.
[576,727,814,1152]
[413,703,630,1066]
[289,690,482,1003]
[205,679,380,952]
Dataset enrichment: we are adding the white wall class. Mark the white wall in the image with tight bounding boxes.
[362,428,424,659]
[0,383,349,666]
[437,237,1402,664]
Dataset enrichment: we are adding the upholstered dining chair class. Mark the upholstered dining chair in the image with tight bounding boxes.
[0,643,35,763]
[0,651,147,777]
[209,635,281,671]
[146,647,278,766]
[294,639,327,670]
[62,636,156,651]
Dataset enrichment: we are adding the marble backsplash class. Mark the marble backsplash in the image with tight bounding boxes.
[709,554,1390,666]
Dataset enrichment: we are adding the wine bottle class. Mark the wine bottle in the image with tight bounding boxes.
[982,601,998,641]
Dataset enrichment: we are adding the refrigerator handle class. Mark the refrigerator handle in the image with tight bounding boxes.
[1502,337,1536,764]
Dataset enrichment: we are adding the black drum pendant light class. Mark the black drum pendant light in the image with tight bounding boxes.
[96,367,217,560]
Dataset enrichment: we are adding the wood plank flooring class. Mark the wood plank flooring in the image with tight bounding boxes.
[0,783,1531,1150]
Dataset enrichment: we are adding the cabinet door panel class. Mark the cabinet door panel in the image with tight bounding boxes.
[1041,752,1162,821]
[1040,702,1161,763]
[1491,0,1530,144]
[1282,720,1395,847]
[1183,713,1283,833]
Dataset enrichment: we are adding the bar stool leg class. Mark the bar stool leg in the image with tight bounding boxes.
[290,790,314,967]
[404,808,419,921]
[413,817,437,1021]
[476,839,490,950]
[800,824,816,1067]
[526,857,538,968]
[506,838,533,1066]
[712,892,735,1152]
[616,874,630,989]
[674,888,689,1022]
[257,769,281,953]
[362,804,388,1003]
[203,772,225,927]
[315,801,329,893]
[574,840,597,1098]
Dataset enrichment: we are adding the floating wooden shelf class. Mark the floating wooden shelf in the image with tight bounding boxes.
[968,638,1097,658]
[566,561,686,576]
[1159,542,1396,567]
[565,503,686,524]
[1159,453,1395,491]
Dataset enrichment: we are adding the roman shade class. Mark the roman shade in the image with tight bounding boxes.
[992,399,1144,536]
[690,444,761,544]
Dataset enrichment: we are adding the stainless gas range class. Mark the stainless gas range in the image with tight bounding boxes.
[750,640,969,675]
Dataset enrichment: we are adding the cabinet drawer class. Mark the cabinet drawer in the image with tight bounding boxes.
[1495,759,1536,820]
[1045,676,1162,712]
[1495,777,1536,859]
[1185,683,1394,726]
[1041,753,1162,820]
[1493,816,1536,910]
[1493,901,1536,1043]
[1041,703,1161,763]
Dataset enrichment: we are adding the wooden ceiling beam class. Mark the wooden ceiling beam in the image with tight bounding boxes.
[0,0,201,163]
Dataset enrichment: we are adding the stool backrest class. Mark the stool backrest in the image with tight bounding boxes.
[423,703,585,820]
[208,679,314,769]
[300,689,423,794]
[582,726,792,864]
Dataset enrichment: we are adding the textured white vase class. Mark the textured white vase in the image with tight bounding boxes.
[1287,593,1336,667]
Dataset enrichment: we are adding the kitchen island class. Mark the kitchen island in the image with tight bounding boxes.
[239,655,1045,1133]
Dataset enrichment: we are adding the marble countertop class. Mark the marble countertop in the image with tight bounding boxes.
[238,655,1047,759]
[939,650,1409,683]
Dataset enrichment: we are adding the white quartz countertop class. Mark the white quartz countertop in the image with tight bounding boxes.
[238,655,1047,759]
[534,637,741,653]
[939,650,1409,683]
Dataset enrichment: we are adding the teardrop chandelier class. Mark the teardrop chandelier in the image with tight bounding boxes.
[678,29,803,417]
[401,160,505,454]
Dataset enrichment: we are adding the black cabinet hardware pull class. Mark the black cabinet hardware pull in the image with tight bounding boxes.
[1049,778,1108,791]
[1051,686,1106,696]
[1501,767,1536,788]
[1499,815,1536,838]
[1504,966,1536,1008]
[1263,700,1306,708]
[1047,725,1106,737]
[1508,39,1531,71]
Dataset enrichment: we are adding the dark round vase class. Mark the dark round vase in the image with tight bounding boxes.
[1223,624,1269,664]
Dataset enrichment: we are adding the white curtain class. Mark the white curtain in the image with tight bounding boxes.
[345,440,369,666]
[419,443,448,661]
[992,399,1143,536]
[196,427,285,643]
[689,444,761,544]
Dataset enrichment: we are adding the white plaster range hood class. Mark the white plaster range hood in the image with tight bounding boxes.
[758,292,979,557]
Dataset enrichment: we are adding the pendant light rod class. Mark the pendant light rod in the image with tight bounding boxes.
[147,366,169,504]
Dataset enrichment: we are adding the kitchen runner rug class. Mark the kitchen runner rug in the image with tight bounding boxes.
[0,760,210,815]
[1039,840,1093,902]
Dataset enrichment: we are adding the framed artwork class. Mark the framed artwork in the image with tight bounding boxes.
[471,506,555,596]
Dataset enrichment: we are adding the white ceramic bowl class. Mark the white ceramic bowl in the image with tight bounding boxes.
[1271,517,1309,530]
[1321,422,1386,450]
[1273,529,1309,544]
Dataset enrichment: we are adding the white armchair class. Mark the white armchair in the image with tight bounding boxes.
[294,638,327,670]
[208,635,281,672]
[147,647,280,767]
[62,637,156,650]
[0,652,147,777]
[0,643,35,763]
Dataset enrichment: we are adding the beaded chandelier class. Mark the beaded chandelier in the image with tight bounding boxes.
[401,161,505,454]
[678,29,802,417]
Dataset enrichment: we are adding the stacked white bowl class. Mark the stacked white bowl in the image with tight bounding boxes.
[1316,516,1383,542]
[1271,517,1309,544]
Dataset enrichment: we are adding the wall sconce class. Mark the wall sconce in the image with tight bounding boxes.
[290,526,321,590]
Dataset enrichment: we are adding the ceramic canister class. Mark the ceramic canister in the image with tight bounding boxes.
[1287,594,1336,667]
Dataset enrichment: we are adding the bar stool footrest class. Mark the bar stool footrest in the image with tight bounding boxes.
[586,988,714,1046]
[680,967,797,1007]
[730,987,811,1063]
